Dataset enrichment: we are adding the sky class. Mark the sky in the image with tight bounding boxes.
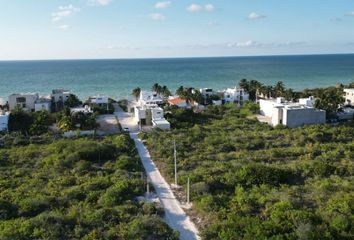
[1,0,354,60]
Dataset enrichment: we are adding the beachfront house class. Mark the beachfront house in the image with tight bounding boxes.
[223,87,249,105]
[0,111,10,132]
[8,93,39,112]
[89,95,109,108]
[35,98,52,112]
[139,91,164,107]
[344,88,354,106]
[51,89,71,111]
[168,96,188,108]
[134,105,170,130]
[259,97,326,128]
[134,90,170,130]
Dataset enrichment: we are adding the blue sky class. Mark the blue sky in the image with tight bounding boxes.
[1,0,354,60]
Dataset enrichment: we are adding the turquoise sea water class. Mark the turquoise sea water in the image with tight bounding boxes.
[0,54,354,100]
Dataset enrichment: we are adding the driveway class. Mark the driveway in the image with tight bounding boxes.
[114,104,200,240]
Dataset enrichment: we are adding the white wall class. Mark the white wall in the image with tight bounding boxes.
[344,89,354,106]
[35,102,51,112]
[259,99,276,117]
[284,108,326,128]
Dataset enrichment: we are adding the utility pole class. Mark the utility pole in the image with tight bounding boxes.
[174,139,177,186]
[187,177,190,204]
[146,176,150,196]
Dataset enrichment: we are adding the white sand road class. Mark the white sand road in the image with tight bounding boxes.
[114,105,200,240]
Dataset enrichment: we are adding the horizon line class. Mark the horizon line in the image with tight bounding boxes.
[1,52,354,62]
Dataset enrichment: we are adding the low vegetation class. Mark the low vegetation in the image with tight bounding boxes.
[0,135,178,240]
[141,103,354,239]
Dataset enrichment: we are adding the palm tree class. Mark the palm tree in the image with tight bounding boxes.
[274,81,285,97]
[152,83,160,93]
[176,86,184,96]
[161,86,171,98]
[132,87,141,101]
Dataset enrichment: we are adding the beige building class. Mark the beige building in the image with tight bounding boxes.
[8,93,39,112]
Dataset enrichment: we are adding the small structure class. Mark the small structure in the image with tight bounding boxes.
[298,96,316,107]
[259,97,326,128]
[344,88,354,106]
[168,96,188,108]
[35,98,52,112]
[89,95,109,108]
[223,87,249,105]
[70,105,93,115]
[8,93,39,112]
[200,88,214,99]
[0,111,10,132]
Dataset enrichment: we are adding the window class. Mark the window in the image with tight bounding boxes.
[16,97,26,103]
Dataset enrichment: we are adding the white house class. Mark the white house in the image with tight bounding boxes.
[344,89,354,106]
[139,91,164,107]
[8,93,39,112]
[259,97,326,128]
[168,96,188,108]
[70,105,93,115]
[223,87,249,105]
[89,95,109,108]
[0,111,9,132]
[35,98,52,112]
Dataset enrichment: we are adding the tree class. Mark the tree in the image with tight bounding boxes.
[65,94,82,108]
[161,86,171,98]
[57,115,73,132]
[8,107,33,134]
[132,87,141,101]
[30,111,51,135]
[274,81,285,97]
[315,87,344,115]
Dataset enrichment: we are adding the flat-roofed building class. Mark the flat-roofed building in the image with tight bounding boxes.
[259,97,326,128]
[8,93,39,112]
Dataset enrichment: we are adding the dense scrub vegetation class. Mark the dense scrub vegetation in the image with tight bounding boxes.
[141,104,354,239]
[0,135,178,240]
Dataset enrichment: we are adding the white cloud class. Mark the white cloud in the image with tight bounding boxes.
[187,4,203,12]
[227,41,260,48]
[51,5,80,22]
[248,12,266,20]
[205,4,215,12]
[346,11,354,16]
[149,13,166,21]
[57,25,71,31]
[88,0,113,6]
[187,3,215,13]
[155,1,171,9]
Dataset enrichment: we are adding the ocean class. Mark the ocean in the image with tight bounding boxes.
[0,54,354,101]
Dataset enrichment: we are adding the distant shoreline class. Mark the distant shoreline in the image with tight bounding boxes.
[1,52,354,63]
